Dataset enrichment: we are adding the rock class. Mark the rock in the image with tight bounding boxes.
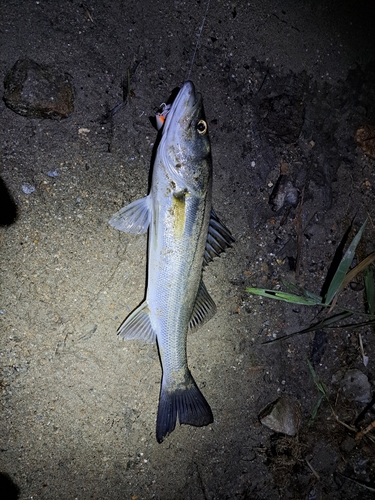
[259,395,302,436]
[340,436,356,453]
[269,176,299,212]
[21,184,35,195]
[355,125,375,158]
[269,162,299,212]
[3,59,74,119]
[340,369,371,403]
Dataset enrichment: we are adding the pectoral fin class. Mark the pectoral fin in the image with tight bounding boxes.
[189,280,216,331]
[203,209,235,266]
[118,301,156,344]
[109,196,151,234]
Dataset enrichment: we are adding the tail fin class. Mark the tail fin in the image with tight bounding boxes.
[156,371,213,443]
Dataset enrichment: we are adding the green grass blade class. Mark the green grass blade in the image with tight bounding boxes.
[364,267,375,316]
[324,219,367,305]
[246,288,322,306]
[262,310,354,343]
[332,318,375,330]
[280,280,300,295]
[307,359,328,396]
[303,289,324,302]
[307,360,328,425]
[307,359,318,384]
[308,394,325,426]
[310,310,353,328]
[281,279,322,302]
[294,311,354,335]
[338,252,375,294]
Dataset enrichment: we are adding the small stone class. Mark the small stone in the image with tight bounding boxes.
[340,369,371,403]
[46,170,59,178]
[355,125,375,158]
[269,176,299,212]
[340,436,356,453]
[21,184,35,194]
[3,59,74,119]
[259,395,302,436]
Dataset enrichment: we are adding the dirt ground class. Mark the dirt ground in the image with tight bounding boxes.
[1,0,375,498]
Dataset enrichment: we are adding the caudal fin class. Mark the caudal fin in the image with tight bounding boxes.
[156,372,213,443]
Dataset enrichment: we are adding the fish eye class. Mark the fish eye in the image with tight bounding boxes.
[196,120,207,135]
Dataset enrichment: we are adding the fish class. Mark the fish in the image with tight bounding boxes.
[109,81,234,443]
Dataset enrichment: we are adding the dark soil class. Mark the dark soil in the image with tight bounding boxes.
[1,1,375,499]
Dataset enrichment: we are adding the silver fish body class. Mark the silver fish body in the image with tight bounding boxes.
[109,81,233,443]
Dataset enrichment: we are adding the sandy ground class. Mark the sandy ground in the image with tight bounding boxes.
[1,0,375,499]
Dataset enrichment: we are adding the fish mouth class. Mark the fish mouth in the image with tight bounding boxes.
[162,81,202,136]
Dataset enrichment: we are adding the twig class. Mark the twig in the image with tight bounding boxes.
[295,186,304,278]
[358,332,368,366]
[355,420,375,440]
[305,458,320,480]
[337,471,375,493]
[334,414,356,433]
[81,3,94,23]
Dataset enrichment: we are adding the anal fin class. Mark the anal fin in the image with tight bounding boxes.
[118,301,156,344]
[203,209,235,266]
[189,279,216,331]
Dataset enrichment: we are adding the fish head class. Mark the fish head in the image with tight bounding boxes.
[160,81,212,196]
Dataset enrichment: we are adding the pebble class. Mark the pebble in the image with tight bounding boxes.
[259,395,302,436]
[340,369,371,403]
[21,184,35,194]
[47,170,59,178]
[3,58,74,119]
